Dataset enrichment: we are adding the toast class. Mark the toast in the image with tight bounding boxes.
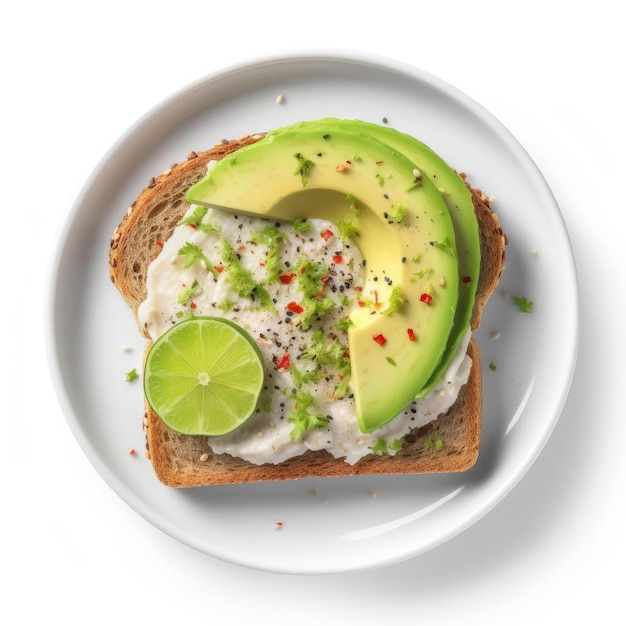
[109,133,506,487]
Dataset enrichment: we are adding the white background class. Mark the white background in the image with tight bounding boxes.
[3,1,624,623]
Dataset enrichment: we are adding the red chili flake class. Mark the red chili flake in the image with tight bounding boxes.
[357,300,367,308]
[462,275,472,283]
[321,275,330,284]
[287,301,304,314]
[373,333,387,346]
[336,164,349,173]
[129,449,136,456]
[420,293,433,304]
[407,328,416,341]
[320,228,334,241]
[274,521,284,530]
[215,265,224,273]
[279,273,296,284]
[355,285,363,292]
[156,241,163,248]
[332,254,343,264]
[276,354,290,370]
[375,160,384,165]
[373,290,379,305]
[190,302,197,309]
[345,160,352,164]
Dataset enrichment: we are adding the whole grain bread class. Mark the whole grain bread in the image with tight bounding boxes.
[109,133,506,487]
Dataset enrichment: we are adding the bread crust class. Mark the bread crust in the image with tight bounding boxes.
[109,132,506,487]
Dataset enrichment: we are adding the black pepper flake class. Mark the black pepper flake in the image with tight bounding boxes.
[323,134,330,140]
[402,257,407,263]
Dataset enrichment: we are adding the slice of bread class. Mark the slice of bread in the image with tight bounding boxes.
[109,133,506,487]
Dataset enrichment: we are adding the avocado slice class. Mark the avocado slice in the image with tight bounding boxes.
[313,119,480,397]
[186,123,459,432]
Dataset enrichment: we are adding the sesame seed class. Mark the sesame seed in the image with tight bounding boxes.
[200,453,209,462]
[276,94,285,104]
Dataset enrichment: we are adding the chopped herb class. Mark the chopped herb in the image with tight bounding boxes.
[177,206,208,227]
[370,437,404,456]
[337,218,359,242]
[334,317,354,332]
[220,237,272,308]
[293,256,336,329]
[388,202,406,223]
[125,368,139,383]
[345,192,359,211]
[293,152,314,187]
[288,390,329,441]
[300,330,350,375]
[178,279,199,304]
[514,296,534,313]
[176,206,221,233]
[489,362,497,371]
[423,436,443,450]
[178,242,219,277]
[217,299,237,313]
[430,237,455,255]
[292,218,313,234]
[251,224,287,283]
[382,285,405,317]
[334,377,350,399]
[386,357,397,366]
[412,266,433,281]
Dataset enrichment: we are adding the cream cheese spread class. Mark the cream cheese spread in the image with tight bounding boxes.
[138,201,471,466]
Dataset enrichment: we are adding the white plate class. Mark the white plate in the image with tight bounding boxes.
[45,50,578,574]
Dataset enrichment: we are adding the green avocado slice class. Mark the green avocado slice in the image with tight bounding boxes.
[311,119,480,397]
[186,122,459,433]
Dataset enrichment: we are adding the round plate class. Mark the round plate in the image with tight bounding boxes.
[45,50,578,574]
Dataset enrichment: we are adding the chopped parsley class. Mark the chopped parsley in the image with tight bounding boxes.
[288,389,329,441]
[369,438,404,456]
[219,237,272,308]
[177,205,208,228]
[345,192,359,212]
[382,285,405,317]
[386,357,397,366]
[178,241,219,277]
[178,279,199,304]
[292,218,313,234]
[423,436,443,450]
[430,237,455,255]
[293,256,336,329]
[176,206,221,233]
[293,152,315,187]
[251,224,287,283]
[125,368,139,383]
[337,218,359,243]
[513,296,534,313]
[387,202,406,223]
[489,362,497,371]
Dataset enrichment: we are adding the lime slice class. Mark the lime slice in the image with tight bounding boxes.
[144,317,264,436]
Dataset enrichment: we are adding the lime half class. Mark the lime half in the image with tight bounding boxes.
[144,317,264,436]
